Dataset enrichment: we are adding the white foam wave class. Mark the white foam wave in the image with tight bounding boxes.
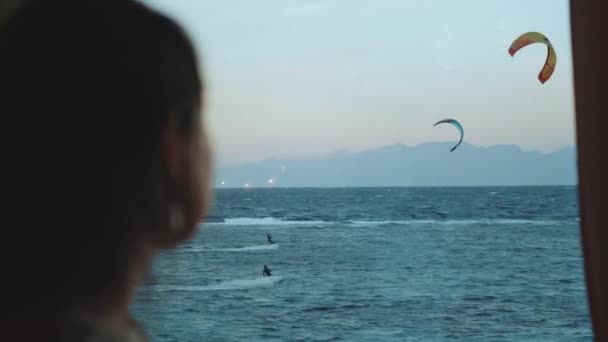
[186,244,279,252]
[204,217,575,228]
[206,217,328,226]
[147,276,284,292]
[350,219,571,226]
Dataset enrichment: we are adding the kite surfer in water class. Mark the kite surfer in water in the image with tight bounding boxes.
[263,265,272,277]
[267,233,274,244]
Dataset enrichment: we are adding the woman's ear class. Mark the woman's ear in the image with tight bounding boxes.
[162,116,185,186]
[159,112,212,245]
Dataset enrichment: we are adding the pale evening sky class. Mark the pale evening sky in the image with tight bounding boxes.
[143,0,575,165]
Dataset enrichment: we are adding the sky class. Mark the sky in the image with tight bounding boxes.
[143,0,575,166]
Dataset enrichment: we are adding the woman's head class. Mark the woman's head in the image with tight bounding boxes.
[1,0,211,315]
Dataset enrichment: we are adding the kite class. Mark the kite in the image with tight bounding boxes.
[434,119,464,152]
[508,32,556,84]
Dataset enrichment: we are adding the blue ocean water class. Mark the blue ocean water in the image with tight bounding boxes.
[132,187,591,341]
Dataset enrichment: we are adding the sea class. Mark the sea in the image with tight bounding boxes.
[131,186,591,341]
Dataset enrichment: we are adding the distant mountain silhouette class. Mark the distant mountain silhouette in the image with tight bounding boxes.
[214,143,577,187]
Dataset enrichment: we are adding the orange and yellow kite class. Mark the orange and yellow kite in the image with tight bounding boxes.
[508,32,556,84]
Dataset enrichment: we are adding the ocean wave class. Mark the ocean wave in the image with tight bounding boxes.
[206,217,329,226]
[349,219,573,226]
[184,244,279,252]
[146,276,284,292]
[204,217,577,227]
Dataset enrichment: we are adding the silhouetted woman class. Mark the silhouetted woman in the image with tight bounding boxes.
[0,0,211,340]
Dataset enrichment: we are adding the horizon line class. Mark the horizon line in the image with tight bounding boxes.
[212,184,577,190]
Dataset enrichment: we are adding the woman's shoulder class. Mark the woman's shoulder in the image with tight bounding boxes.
[59,316,148,342]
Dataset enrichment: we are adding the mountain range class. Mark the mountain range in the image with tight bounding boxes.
[214,142,577,187]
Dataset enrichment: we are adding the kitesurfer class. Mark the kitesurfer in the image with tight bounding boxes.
[263,264,272,277]
[267,233,274,244]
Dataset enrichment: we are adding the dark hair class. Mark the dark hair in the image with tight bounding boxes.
[0,0,203,317]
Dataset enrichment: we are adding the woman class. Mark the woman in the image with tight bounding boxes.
[0,0,211,340]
